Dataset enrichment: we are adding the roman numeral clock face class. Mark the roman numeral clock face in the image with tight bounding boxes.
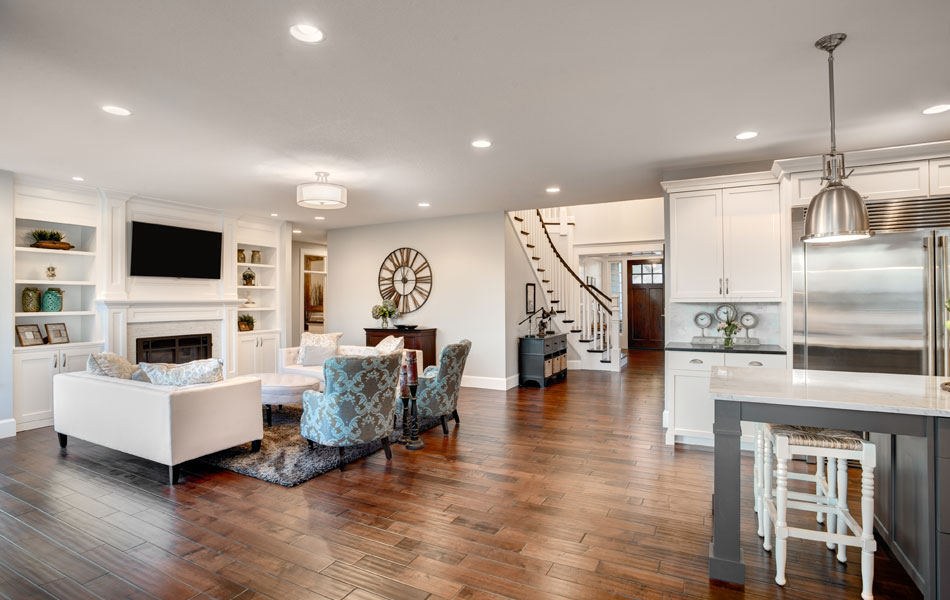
[378,247,432,314]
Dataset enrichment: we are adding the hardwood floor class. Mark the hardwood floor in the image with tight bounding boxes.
[0,351,921,599]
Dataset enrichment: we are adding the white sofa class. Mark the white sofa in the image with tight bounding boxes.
[279,345,423,387]
[53,372,263,484]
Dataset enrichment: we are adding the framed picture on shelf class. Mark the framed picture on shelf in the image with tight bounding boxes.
[525,283,536,313]
[15,324,45,347]
[238,321,251,332]
[45,323,69,344]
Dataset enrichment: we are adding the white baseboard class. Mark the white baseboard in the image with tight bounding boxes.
[504,374,519,389]
[567,359,582,370]
[461,375,510,390]
[0,418,18,438]
[662,410,669,429]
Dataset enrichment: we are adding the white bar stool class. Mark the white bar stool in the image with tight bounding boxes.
[761,424,877,600]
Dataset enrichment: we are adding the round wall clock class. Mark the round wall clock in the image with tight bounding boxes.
[378,247,432,314]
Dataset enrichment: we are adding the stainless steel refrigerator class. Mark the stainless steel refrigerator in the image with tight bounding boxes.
[792,197,950,593]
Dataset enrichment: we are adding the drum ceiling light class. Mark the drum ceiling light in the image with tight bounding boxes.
[296,172,347,209]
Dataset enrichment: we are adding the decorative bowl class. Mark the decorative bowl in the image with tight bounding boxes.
[395,324,418,330]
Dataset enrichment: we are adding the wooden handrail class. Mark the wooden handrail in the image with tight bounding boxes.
[589,284,612,303]
[535,209,612,315]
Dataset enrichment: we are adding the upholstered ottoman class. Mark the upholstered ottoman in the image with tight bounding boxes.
[254,373,320,426]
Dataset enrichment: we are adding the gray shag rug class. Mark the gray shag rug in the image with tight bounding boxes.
[199,405,441,487]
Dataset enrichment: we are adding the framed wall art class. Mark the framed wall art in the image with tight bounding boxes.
[525,283,536,313]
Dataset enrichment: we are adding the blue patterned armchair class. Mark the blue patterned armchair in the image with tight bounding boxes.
[416,340,471,434]
[300,352,402,470]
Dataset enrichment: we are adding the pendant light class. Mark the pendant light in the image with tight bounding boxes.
[801,33,872,244]
[296,172,347,209]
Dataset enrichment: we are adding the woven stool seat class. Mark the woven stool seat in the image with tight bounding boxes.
[765,424,863,451]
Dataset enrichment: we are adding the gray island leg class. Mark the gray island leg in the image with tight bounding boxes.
[709,398,745,584]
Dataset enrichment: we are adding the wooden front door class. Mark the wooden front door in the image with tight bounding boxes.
[627,259,665,350]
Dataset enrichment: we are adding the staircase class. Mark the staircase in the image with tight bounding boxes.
[508,208,622,371]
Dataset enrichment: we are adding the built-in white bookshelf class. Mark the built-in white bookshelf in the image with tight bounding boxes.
[13,216,100,348]
[236,242,278,332]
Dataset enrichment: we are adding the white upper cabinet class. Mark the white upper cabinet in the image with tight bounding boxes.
[931,158,950,196]
[721,185,782,299]
[669,190,723,301]
[669,183,781,302]
[792,160,930,206]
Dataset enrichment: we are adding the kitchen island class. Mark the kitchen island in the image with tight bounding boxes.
[707,366,950,599]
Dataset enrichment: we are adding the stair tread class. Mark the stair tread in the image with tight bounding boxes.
[570,329,582,333]
[513,216,524,222]
[532,257,540,260]
[578,338,593,342]
[586,349,606,353]
[600,359,611,363]
[555,310,566,313]
[520,231,530,235]
[526,244,535,248]
[537,269,545,272]
[562,319,574,323]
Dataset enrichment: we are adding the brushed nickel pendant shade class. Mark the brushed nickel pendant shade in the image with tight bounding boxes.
[801,33,872,244]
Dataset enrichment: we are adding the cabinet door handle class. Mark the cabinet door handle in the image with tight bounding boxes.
[62,354,67,370]
[748,360,763,367]
[53,354,58,369]
[725,278,729,295]
[689,358,703,364]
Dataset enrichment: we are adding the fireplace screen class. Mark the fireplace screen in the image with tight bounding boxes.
[136,334,212,364]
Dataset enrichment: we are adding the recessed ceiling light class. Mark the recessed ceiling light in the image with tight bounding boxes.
[735,131,758,140]
[71,176,84,182]
[546,186,560,193]
[292,229,302,234]
[922,104,950,115]
[313,216,325,220]
[290,23,325,44]
[471,139,492,148]
[101,105,132,117]
[418,202,430,207]
[270,213,278,217]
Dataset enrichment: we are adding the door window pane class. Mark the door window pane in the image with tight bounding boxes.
[630,264,641,275]
[653,263,663,273]
[642,274,653,284]
[642,264,652,273]
[631,274,641,284]
[654,274,663,284]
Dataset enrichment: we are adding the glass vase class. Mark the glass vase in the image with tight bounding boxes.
[381,316,390,329]
[723,335,734,349]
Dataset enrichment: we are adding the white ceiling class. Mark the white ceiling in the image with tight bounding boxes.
[1,1,948,241]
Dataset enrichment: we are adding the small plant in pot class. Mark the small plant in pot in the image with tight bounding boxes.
[238,313,255,332]
[30,230,74,251]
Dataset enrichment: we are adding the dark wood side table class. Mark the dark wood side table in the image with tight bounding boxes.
[365,327,437,367]
[518,333,567,388]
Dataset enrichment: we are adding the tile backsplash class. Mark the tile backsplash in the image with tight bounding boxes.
[666,302,783,346]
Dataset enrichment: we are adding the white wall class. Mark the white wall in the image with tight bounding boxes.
[570,197,664,248]
[0,171,14,435]
[326,212,509,389]
[291,241,327,344]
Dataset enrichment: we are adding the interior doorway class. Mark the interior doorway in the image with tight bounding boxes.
[627,258,664,350]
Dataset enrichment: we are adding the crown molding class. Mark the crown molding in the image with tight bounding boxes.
[660,171,776,193]
[771,140,950,179]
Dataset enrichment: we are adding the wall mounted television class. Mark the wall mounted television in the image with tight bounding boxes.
[130,221,222,279]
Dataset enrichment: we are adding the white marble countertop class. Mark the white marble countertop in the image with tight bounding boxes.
[709,366,950,417]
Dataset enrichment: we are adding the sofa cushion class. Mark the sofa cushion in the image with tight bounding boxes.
[297,332,343,366]
[86,352,137,379]
[139,358,223,386]
[375,335,404,355]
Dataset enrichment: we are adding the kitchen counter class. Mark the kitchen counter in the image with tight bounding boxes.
[707,366,950,599]
[665,341,786,355]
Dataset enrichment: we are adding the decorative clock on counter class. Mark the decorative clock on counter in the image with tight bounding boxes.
[378,247,432,314]
[714,303,738,323]
[739,312,758,329]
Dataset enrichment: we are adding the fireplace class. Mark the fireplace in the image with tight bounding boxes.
[136,334,212,364]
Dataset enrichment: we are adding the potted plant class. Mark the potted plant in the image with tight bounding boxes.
[30,230,74,251]
[371,299,399,328]
[238,314,255,332]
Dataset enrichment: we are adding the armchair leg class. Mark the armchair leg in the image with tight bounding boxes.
[440,416,449,435]
[265,405,272,427]
[381,436,392,460]
[251,439,262,452]
[308,440,314,450]
[57,433,67,448]
[169,464,180,485]
[338,446,346,471]
[452,409,460,424]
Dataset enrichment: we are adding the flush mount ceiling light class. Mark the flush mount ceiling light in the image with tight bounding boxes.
[296,172,347,209]
[418,202,430,207]
[71,176,84,182]
[471,139,492,148]
[801,33,872,244]
[270,212,278,216]
[101,105,132,116]
[313,216,325,220]
[290,23,325,44]
[292,229,302,234]
[545,186,561,193]
[923,104,950,115]
[735,131,758,140]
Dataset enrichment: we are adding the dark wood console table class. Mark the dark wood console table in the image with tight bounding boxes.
[365,327,437,367]
[518,334,567,388]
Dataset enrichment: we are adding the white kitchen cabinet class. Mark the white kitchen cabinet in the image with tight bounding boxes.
[664,350,786,447]
[931,158,950,196]
[669,190,723,301]
[721,185,782,299]
[13,342,101,431]
[791,160,931,207]
[236,331,279,375]
[669,184,781,302]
